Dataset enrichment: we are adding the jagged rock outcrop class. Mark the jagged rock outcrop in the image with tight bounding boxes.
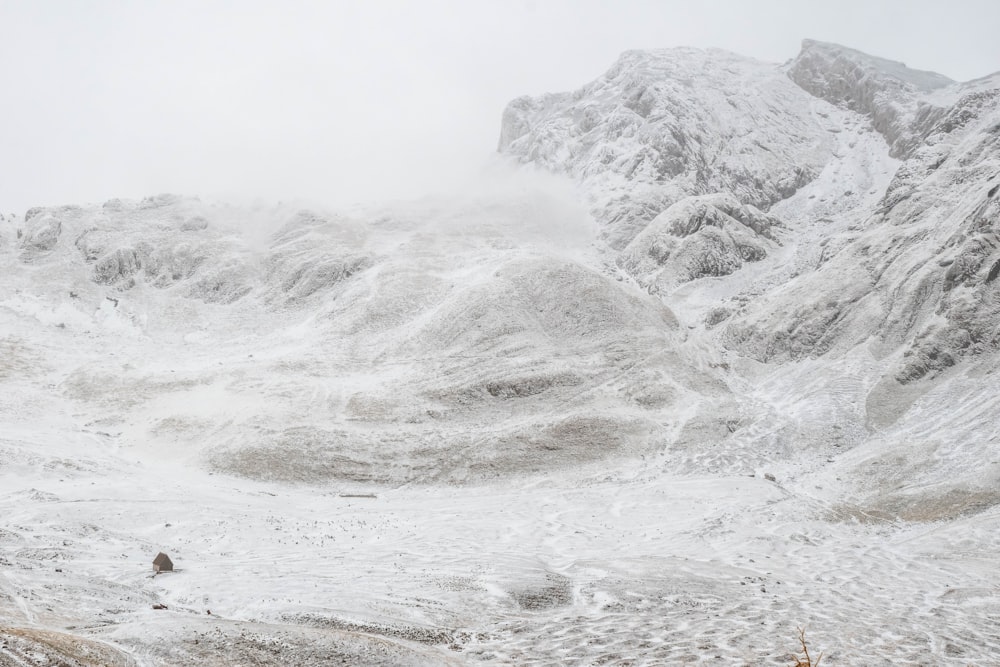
[19,211,63,254]
[187,262,255,304]
[788,39,954,157]
[617,193,779,292]
[93,247,145,286]
[263,210,373,304]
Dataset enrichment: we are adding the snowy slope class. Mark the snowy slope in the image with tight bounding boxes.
[2,187,733,491]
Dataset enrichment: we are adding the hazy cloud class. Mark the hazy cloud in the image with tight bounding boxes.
[1,0,997,214]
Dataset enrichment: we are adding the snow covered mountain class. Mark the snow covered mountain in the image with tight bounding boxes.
[502,36,1000,515]
[1,39,999,665]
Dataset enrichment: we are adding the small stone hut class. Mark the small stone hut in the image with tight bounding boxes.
[152,552,173,573]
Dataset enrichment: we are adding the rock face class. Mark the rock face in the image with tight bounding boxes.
[5,38,1000,667]
[721,75,1000,382]
[499,47,836,248]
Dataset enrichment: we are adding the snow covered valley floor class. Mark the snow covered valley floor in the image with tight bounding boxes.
[2,404,1000,665]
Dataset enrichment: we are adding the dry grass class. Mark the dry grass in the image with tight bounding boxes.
[791,627,823,667]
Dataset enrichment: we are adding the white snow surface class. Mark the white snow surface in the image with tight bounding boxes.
[2,40,1000,666]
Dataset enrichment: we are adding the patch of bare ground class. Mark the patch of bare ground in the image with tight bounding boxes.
[116,618,459,666]
[0,627,136,667]
[207,415,652,485]
[830,488,1000,523]
[0,338,44,381]
[284,613,462,646]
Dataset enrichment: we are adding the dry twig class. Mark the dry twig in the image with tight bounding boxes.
[791,627,823,667]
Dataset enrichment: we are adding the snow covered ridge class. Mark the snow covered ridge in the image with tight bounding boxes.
[1,187,732,487]
[787,38,955,158]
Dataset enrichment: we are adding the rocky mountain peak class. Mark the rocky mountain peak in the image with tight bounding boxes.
[499,46,835,248]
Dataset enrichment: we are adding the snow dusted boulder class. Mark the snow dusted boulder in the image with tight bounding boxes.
[75,228,115,261]
[102,197,134,211]
[142,242,208,288]
[499,47,835,247]
[93,247,144,286]
[617,193,778,293]
[19,211,63,255]
[788,38,954,157]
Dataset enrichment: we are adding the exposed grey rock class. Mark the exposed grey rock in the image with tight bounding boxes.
[75,228,113,261]
[102,198,133,211]
[274,255,371,302]
[187,263,254,304]
[721,69,1000,374]
[943,236,996,291]
[704,307,732,328]
[788,38,954,157]
[93,247,144,286]
[24,206,45,221]
[141,242,208,288]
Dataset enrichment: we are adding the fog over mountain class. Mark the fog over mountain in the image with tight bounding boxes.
[1,38,999,665]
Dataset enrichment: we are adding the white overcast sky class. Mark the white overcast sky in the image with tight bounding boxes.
[1,0,998,214]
